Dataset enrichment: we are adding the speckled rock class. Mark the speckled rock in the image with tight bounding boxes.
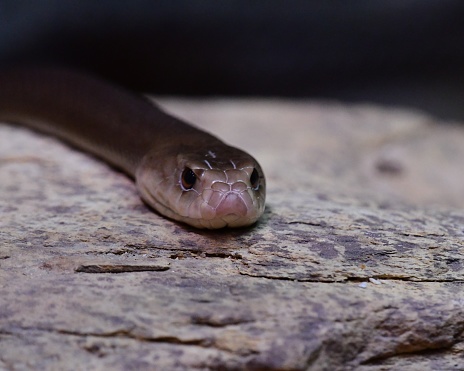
[1,99,464,370]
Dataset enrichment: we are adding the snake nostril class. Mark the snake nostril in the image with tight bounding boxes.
[250,168,259,190]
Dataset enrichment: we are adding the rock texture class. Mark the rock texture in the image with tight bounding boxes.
[1,99,464,370]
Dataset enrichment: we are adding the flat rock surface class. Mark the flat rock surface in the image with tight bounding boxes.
[1,99,464,370]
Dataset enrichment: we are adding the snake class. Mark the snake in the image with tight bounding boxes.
[0,68,266,229]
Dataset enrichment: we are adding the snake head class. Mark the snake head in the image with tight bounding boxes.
[136,144,266,229]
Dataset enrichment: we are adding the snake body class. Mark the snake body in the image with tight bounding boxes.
[0,68,265,228]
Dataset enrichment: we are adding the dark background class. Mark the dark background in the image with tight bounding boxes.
[1,0,464,120]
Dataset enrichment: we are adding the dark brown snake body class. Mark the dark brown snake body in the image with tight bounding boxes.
[0,68,265,228]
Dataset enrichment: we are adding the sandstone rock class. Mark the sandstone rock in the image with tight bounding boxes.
[1,99,464,370]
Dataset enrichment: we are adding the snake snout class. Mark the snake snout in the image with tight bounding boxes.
[171,163,265,228]
[216,192,248,217]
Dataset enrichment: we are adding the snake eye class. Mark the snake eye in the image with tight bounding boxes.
[250,168,260,190]
[181,168,196,190]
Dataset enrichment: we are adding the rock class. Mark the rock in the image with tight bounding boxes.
[1,99,464,370]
